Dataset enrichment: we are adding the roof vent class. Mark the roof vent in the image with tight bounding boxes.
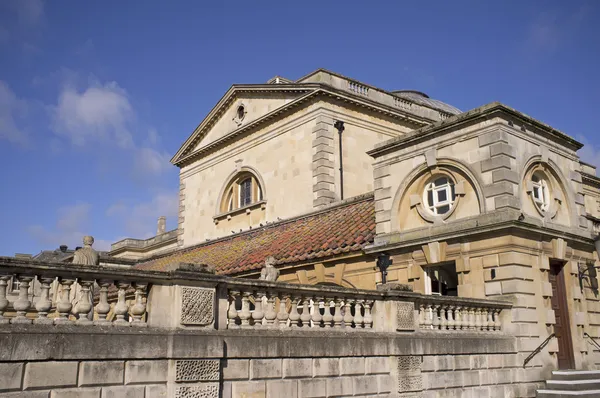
[59,245,68,252]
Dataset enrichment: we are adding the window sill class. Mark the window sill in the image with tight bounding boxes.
[213,200,267,224]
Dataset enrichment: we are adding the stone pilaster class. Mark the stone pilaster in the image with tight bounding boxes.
[312,115,336,208]
[178,174,186,247]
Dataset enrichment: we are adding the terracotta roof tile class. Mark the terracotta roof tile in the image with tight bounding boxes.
[135,194,375,275]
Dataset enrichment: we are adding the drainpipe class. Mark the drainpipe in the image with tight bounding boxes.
[334,121,345,200]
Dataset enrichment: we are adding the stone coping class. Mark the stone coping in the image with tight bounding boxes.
[0,325,517,361]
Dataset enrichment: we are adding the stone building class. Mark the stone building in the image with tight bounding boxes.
[112,69,600,376]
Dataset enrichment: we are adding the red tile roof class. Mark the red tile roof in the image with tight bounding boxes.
[135,194,375,275]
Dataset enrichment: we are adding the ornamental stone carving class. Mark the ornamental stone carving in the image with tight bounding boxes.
[175,384,219,398]
[397,301,416,331]
[175,360,220,382]
[180,287,215,326]
[259,256,280,282]
[397,355,423,394]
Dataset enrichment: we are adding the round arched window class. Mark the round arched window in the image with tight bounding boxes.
[423,176,456,216]
[531,173,550,212]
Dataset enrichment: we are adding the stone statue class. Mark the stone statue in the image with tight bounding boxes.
[70,236,98,320]
[259,256,279,282]
[72,236,99,266]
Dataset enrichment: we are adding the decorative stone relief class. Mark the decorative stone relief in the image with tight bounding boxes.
[397,302,416,331]
[180,287,215,326]
[176,360,220,382]
[175,383,219,398]
[397,356,422,394]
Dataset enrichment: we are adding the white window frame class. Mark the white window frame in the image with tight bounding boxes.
[423,176,456,216]
[532,174,550,212]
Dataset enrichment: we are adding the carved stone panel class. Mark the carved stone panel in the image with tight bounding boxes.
[397,301,416,331]
[397,355,422,394]
[175,383,219,398]
[180,287,215,326]
[176,360,220,382]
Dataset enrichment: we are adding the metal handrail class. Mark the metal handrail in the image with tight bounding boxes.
[523,333,555,367]
[584,332,600,351]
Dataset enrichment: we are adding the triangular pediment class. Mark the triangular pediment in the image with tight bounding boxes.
[171,85,317,166]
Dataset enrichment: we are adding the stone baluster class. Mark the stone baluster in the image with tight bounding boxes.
[300,296,311,328]
[424,304,433,329]
[332,298,343,329]
[363,301,373,329]
[130,283,148,327]
[277,294,290,328]
[494,309,502,331]
[322,298,334,328]
[480,308,489,331]
[474,307,482,331]
[354,300,364,329]
[432,304,440,330]
[95,280,112,325]
[487,308,494,331]
[447,305,455,330]
[54,278,75,324]
[311,296,323,328]
[453,306,461,330]
[289,295,301,328]
[75,279,94,325]
[12,276,33,324]
[239,291,252,329]
[468,307,476,330]
[113,281,130,326]
[265,293,277,328]
[418,304,425,329]
[439,305,447,330]
[343,299,354,328]
[227,290,240,329]
[252,291,265,328]
[0,276,10,324]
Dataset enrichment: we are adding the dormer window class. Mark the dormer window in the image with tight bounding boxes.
[220,171,264,214]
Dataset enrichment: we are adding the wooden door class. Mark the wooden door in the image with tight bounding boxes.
[550,262,576,369]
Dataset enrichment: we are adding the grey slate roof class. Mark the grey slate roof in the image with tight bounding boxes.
[392,90,461,115]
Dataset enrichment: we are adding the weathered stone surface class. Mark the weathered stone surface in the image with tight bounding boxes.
[326,377,353,397]
[175,383,219,398]
[50,387,101,398]
[339,357,365,375]
[397,301,416,331]
[250,359,281,380]
[101,386,145,398]
[145,385,168,398]
[298,379,326,398]
[78,361,124,386]
[0,362,23,391]
[175,359,219,382]
[24,361,78,390]
[231,381,266,398]
[265,380,297,398]
[366,357,390,374]
[313,358,339,377]
[353,375,379,395]
[180,287,215,326]
[282,358,312,378]
[223,360,249,381]
[124,360,168,385]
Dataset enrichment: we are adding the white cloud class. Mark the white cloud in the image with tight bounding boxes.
[53,81,134,148]
[106,192,179,238]
[26,202,112,252]
[0,81,29,145]
[134,147,172,176]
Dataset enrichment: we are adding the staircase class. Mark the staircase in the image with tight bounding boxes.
[537,370,600,397]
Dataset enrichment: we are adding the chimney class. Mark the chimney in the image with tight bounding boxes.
[157,216,166,235]
[59,245,68,252]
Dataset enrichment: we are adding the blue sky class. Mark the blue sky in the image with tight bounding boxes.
[0,1,599,256]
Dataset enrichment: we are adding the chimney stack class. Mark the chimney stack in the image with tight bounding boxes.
[157,216,166,235]
[59,245,68,252]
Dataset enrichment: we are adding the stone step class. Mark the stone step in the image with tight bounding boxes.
[536,390,600,398]
[551,371,600,381]
[546,380,600,391]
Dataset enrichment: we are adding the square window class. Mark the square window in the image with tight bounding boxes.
[533,186,540,200]
[437,189,447,202]
[437,204,450,214]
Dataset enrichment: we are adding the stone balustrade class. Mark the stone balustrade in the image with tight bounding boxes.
[416,295,511,332]
[224,283,379,330]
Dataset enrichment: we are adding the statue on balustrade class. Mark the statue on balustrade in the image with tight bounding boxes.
[70,235,99,320]
[260,256,279,282]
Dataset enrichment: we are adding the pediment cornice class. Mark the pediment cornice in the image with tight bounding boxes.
[172,84,432,167]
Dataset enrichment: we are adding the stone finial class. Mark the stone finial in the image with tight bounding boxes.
[72,236,99,266]
[157,216,166,235]
[260,256,280,282]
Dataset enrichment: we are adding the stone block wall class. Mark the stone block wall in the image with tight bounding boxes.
[222,356,395,398]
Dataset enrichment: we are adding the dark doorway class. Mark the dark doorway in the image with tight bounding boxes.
[550,261,576,369]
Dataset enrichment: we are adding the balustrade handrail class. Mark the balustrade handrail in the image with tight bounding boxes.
[415,294,513,310]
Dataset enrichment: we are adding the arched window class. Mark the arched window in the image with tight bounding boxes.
[220,171,264,214]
